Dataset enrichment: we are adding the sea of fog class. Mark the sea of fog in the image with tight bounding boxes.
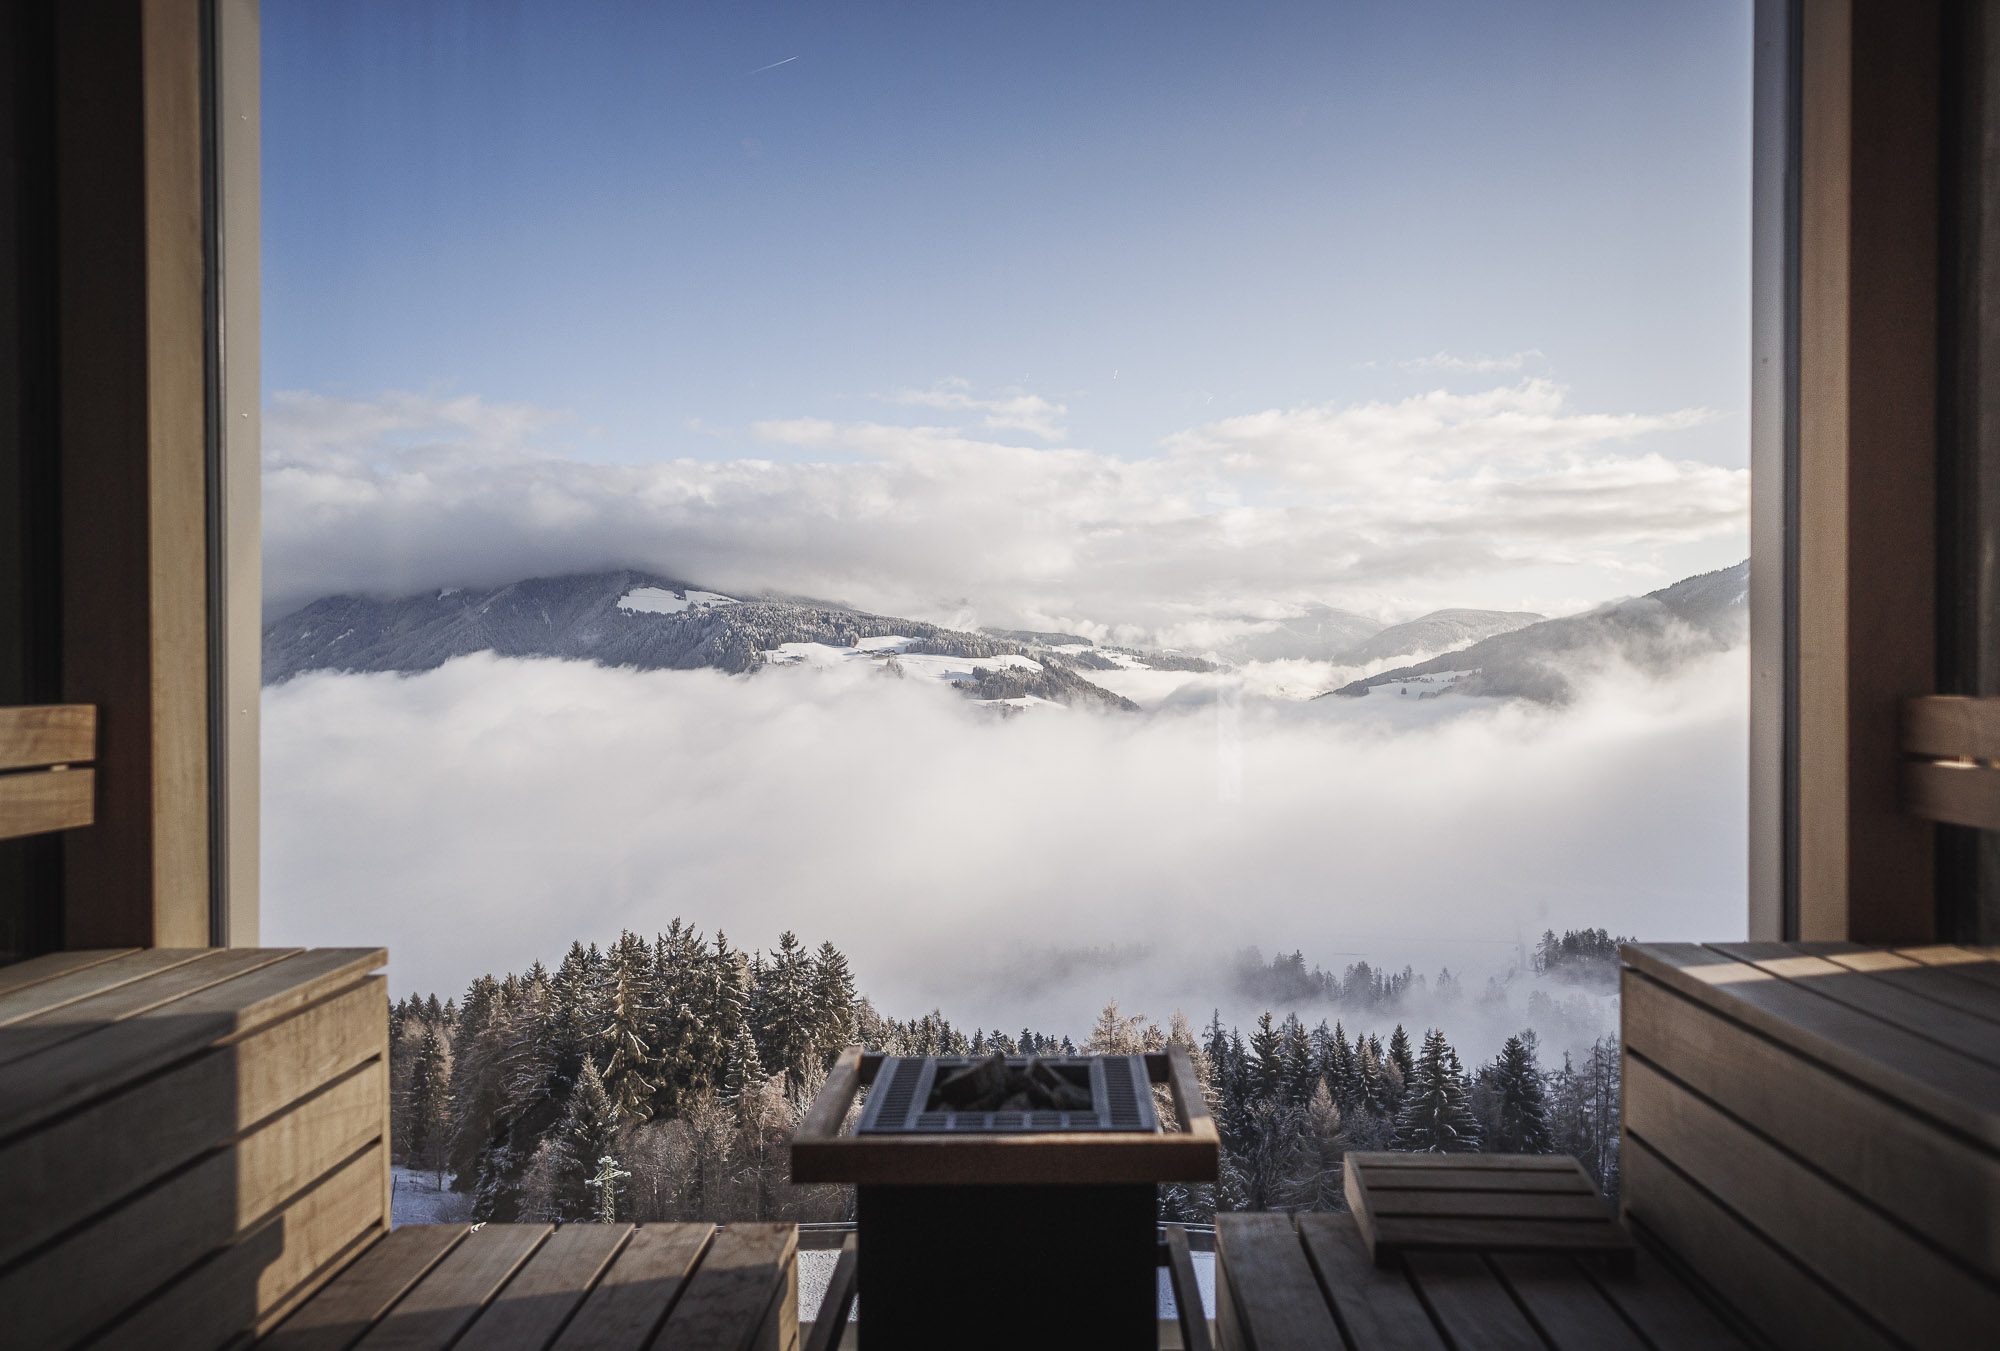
[262,647,1746,1067]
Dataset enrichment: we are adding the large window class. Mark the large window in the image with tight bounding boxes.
[258,1,1752,1226]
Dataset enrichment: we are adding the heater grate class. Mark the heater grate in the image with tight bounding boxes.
[857,1055,1158,1134]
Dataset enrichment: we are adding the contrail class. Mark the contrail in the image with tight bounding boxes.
[748,56,798,75]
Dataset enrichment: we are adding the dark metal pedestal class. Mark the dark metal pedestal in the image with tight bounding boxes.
[855,1183,1159,1351]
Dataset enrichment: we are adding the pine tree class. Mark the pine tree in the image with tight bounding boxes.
[1280,1016,1318,1107]
[649,922,707,1116]
[1487,1032,1554,1154]
[445,974,512,1193]
[1248,1012,1284,1104]
[1392,1028,1480,1153]
[1388,1024,1415,1085]
[554,1054,621,1219]
[1292,1079,1347,1211]
[1326,1021,1361,1114]
[1358,1038,1390,1118]
[810,941,858,1066]
[600,936,658,1125]
[725,1022,765,1099]
[1203,1012,1234,1105]
[754,931,815,1088]
[406,1020,454,1185]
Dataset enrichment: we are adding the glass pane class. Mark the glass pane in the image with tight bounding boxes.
[260,2,1751,1230]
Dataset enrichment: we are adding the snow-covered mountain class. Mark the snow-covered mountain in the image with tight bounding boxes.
[1327,561,1748,703]
[1221,603,1382,663]
[264,561,1749,712]
[1333,608,1544,667]
[262,571,1146,711]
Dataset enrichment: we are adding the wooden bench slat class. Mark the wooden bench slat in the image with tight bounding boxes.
[1623,942,2000,1150]
[1810,948,2000,1027]
[1711,942,2000,1068]
[260,1224,472,1351]
[0,703,95,769]
[93,1140,391,1351]
[1625,969,2000,1282]
[0,947,210,1027]
[1368,1217,1633,1254]
[1349,1153,1579,1172]
[0,946,300,1070]
[0,946,387,1140]
[1487,1254,1648,1351]
[454,1223,634,1351]
[658,1222,798,1351]
[1585,1248,1751,1351]
[1342,1169,1591,1194]
[1214,1213,1345,1351]
[1295,1213,1447,1351]
[1897,943,2000,991]
[548,1223,713,1350]
[1401,1252,1545,1351]
[0,947,134,1000]
[0,764,94,839]
[1364,1192,1611,1221]
[0,1060,385,1349]
[1620,1137,1899,1351]
[354,1223,552,1351]
[1625,1054,2000,1347]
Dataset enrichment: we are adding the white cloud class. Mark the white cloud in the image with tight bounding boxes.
[1400,349,1546,374]
[889,378,1070,439]
[261,379,1744,633]
[261,647,1748,1045]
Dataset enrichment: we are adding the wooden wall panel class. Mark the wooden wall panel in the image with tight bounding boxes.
[1796,0,1941,941]
[53,0,212,946]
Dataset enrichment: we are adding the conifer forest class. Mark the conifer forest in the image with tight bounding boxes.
[389,922,1626,1225]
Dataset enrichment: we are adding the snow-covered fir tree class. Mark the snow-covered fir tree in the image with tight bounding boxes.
[1393,1028,1481,1153]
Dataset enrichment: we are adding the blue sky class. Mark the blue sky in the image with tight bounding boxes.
[262,1,1752,623]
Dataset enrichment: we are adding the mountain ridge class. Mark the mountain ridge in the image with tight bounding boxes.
[1325,561,1748,704]
[263,570,1143,711]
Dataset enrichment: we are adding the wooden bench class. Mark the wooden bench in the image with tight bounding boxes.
[259,1221,798,1351]
[0,946,390,1351]
[1622,941,2000,1351]
[1213,1209,1745,1351]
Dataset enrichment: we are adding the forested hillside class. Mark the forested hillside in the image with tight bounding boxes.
[389,923,1623,1225]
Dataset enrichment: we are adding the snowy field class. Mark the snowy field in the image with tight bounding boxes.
[391,1166,473,1224]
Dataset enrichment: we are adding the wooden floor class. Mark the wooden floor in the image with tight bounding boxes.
[256,1222,798,1351]
[1214,1211,1746,1351]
